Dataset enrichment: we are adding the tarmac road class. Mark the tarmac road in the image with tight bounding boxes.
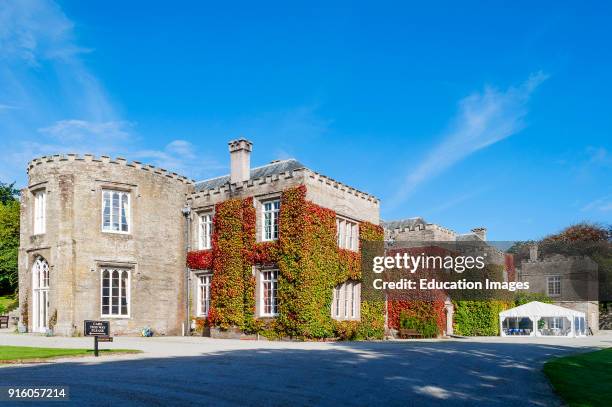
[0,333,610,406]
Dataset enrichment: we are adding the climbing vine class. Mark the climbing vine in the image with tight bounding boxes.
[207,198,246,329]
[188,185,386,340]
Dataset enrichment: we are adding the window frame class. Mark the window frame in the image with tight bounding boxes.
[259,269,279,317]
[332,280,360,321]
[33,189,46,235]
[101,189,131,234]
[196,273,212,318]
[547,275,561,297]
[198,213,213,250]
[100,267,131,318]
[336,216,359,252]
[262,199,281,242]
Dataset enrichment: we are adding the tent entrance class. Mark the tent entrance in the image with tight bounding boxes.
[501,317,533,336]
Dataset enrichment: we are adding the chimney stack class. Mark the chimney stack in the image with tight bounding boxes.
[529,244,538,262]
[228,138,253,184]
[471,227,487,241]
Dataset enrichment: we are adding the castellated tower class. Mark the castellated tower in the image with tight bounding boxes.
[18,154,194,336]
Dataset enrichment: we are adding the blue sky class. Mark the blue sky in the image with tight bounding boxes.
[0,1,610,241]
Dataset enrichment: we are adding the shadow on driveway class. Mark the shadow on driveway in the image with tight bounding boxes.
[0,340,604,406]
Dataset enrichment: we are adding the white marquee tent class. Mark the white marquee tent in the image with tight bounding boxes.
[499,301,587,338]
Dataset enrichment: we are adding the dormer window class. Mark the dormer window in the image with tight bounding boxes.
[262,200,280,241]
[102,190,130,233]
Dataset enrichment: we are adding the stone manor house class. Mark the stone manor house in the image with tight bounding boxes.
[19,138,598,337]
[18,139,380,336]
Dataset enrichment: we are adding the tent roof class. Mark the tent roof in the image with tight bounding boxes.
[499,301,585,318]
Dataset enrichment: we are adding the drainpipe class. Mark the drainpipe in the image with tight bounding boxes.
[182,205,192,336]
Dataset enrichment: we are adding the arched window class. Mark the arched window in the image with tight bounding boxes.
[32,257,50,332]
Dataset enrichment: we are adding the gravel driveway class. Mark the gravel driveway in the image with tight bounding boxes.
[1,333,610,406]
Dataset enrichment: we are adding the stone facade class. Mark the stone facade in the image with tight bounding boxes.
[18,140,380,336]
[383,217,487,243]
[186,144,380,332]
[19,155,192,336]
[519,250,600,333]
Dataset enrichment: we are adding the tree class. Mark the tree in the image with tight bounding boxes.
[542,222,612,305]
[0,182,19,205]
[0,199,20,294]
[543,222,611,243]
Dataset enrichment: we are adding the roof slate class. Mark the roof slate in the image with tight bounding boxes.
[195,159,306,192]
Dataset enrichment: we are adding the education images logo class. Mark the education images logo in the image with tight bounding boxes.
[371,252,530,292]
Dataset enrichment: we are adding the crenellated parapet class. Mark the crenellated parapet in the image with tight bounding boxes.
[27,154,195,185]
[304,169,379,204]
[189,167,379,205]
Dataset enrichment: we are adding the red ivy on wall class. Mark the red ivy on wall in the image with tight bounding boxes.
[186,250,213,270]
[187,184,387,339]
[387,300,446,332]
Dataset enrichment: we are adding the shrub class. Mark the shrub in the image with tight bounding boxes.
[453,300,512,336]
[355,300,385,340]
[515,292,552,306]
[399,311,440,338]
[333,320,360,340]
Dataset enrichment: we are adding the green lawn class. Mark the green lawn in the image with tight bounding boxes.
[544,348,612,407]
[0,346,140,362]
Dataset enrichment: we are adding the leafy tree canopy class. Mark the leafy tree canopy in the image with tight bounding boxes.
[0,182,19,205]
[543,222,611,243]
[0,199,20,294]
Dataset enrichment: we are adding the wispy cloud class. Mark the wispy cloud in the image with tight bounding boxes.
[389,72,548,207]
[38,119,132,144]
[581,195,612,212]
[422,187,489,216]
[0,0,216,184]
[132,140,225,178]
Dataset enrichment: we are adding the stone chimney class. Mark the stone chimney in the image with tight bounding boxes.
[228,138,253,184]
[471,227,487,241]
[529,244,538,262]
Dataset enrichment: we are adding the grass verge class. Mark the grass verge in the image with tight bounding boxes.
[0,345,141,363]
[543,347,612,407]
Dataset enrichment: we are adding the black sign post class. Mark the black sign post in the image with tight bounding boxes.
[84,321,111,357]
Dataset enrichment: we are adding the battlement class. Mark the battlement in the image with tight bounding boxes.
[304,169,379,204]
[27,154,195,185]
[191,167,379,204]
[386,219,456,236]
[189,167,305,200]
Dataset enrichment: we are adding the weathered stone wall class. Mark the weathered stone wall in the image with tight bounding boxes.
[19,154,193,336]
[187,167,380,249]
[520,255,600,332]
